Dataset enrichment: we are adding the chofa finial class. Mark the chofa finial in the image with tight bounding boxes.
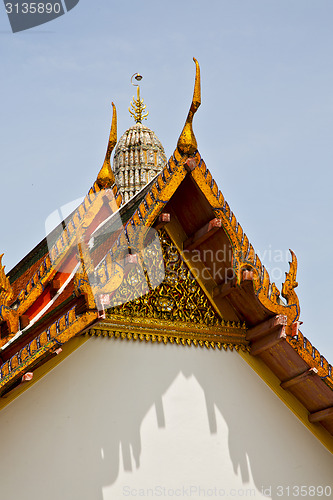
[96,102,117,188]
[0,253,19,337]
[177,57,201,156]
[129,73,149,123]
[282,249,299,304]
[0,254,13,307]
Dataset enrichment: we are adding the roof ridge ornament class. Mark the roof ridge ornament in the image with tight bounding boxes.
[0,254,13,308]
[0,254,19,335]
[129,73,149,123]
[96,102,117,189]
[177,57,201,157]
[281,249,299,307]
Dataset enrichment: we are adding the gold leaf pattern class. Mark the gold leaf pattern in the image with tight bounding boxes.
[107,231,225,327]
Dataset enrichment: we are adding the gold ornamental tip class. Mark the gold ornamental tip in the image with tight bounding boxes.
[177,57,201,156]
[282,249,299,301]
[0,253,13,307]
[129,85,149,123]
[96,102,117,189]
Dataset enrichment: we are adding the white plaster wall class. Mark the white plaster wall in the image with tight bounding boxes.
[0,337,332,500]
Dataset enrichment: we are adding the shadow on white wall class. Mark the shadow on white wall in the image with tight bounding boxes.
[0,338,332,500]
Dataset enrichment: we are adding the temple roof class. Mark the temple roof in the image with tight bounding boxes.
[1,59,333,452]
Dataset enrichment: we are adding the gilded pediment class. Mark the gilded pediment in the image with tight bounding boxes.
[89,231,248,351]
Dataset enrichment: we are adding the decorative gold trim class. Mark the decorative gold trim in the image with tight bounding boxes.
[177,57,201,156]
[125,159,187,233]
[0,307,98,394]
[0,254,19,335]
[106,230,242,327]
[88,325,249,352]
[129,86,149,123]
[100,313,246,343]
[0,255,13,306]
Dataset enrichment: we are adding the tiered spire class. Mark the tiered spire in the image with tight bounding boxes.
[113,72,166,203]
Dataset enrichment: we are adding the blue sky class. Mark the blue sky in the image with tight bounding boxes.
[1,0,333,361]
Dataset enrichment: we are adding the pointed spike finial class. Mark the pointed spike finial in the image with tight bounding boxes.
[129,73,149,123]
[0,253,6,292]
[96,102,117,189]
[177,57,201,156]
[0,253,13,306]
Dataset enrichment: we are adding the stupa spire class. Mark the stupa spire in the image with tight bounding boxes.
[113,72,166,203]
[129,73,149,123]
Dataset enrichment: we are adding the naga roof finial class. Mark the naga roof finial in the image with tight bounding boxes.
[177,57,201,157]
[0,253,19,336]
[129,73,149,124]
[282,249,300,309]
[96,102,117,189]
[0,254,13,307]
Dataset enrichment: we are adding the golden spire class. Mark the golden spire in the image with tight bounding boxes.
[177,57,201,156]
[96,102,117,188]
[129,73,149,123]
